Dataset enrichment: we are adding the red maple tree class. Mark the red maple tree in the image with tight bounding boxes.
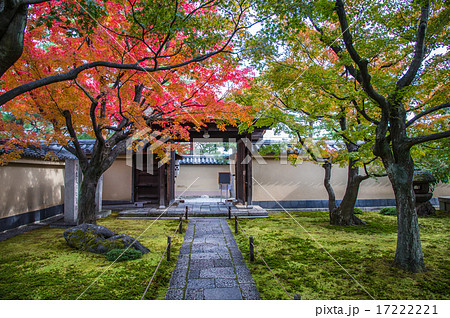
[0,0,255,223]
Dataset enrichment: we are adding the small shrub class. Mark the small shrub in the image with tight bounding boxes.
[353,207,363,215]
[105,248,142,262]
[380,207,397,216]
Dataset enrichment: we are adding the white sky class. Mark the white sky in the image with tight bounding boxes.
[263,129,290,140]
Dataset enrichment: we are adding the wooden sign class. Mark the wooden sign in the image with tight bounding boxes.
[218,172,231,184]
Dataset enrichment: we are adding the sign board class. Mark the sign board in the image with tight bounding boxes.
[218,172,231,184]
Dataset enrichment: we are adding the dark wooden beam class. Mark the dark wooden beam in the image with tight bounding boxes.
[235,139,245,203]
[167,151,176,204]
[159,164,166,208]
[185,123,268,141]
[246,144,253,205]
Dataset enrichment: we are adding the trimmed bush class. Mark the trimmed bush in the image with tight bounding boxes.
[380,207,397,216]
[353,207,363,215]
[105,248,143,262]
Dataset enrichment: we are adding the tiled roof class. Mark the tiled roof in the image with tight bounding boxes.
[0,140,99,161]
[178,155,228,165]
[259,139,341,154]
[20,143,77,160]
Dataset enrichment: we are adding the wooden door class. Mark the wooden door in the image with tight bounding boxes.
[133,151,160,203]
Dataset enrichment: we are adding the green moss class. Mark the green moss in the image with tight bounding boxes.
[228,210,450,300]
[353,207,363,215]
[105,249,142,262]
[0,213,183,300]
[380,207,397,215]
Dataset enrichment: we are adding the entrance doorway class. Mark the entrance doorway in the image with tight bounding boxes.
[175,140,235,202]
[131,124,266,207]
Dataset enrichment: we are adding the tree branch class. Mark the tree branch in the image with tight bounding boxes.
[407,130,450,148]
[406,102,449,127]
[352,99,380,125]
[22,0,50,4]
[363,161,387,178]
[321,86,349,101]
[74,79,105,146]
[334,0,388,109]
[62,110,88,166]
[296,132,329,163]
[396,1,430,90]
[0,46,231,105]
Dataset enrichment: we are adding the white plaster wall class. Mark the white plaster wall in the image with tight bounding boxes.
[252,159,395,201]
[102,157,132,201]
[175,165,232,197]
[0,159,65,218]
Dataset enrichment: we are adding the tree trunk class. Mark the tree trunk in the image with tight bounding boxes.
[374,103,426,272]
[330,158,367,226]
[386,158,425,272]
[76,140,127,224]
[322,161,337,214]
[0,1,28,77]
[78,169,100,225]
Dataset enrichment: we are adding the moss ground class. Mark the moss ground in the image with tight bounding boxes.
[0,213,184,300]
[228,210,449,300]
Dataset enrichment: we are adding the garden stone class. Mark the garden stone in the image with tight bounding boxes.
[63,224,150,254]
[107,234,150,254]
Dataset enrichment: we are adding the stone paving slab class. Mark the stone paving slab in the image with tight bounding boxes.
[118,202,269,219]
[165,218,260,300]
[204,287,242,300]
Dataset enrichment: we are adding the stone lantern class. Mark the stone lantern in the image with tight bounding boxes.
[413,170,437,216]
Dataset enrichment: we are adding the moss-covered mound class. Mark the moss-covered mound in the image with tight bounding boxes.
[105,248,143,262]
[63,224,150,254]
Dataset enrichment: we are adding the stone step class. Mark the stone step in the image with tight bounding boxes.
[117,212,269,218]
[117,215,269,220]
[117,210,268,219]
[117,203,269,219]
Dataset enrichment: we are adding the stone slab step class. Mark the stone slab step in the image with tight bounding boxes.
[117,204,269,219]
[117,215,269,220]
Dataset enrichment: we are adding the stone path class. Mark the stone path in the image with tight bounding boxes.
[165,218,260,300]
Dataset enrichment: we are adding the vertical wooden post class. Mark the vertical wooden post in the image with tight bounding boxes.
[159,165,166,208]
[179,217,183,234]
[228,206,231,219]
[236,140,244,203]
[169,151,176,204]
[249,236,254,262]
[185,206,188,219]
[167,236,171,261]
[235,216,238,234]
[246,142,253,205]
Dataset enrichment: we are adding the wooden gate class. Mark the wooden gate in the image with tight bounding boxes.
[132,150,175,207]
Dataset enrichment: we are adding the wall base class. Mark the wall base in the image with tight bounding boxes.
[0,204,64,232]
[253,199,398,210]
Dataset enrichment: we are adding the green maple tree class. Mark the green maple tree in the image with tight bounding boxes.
[247,0,449,272]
